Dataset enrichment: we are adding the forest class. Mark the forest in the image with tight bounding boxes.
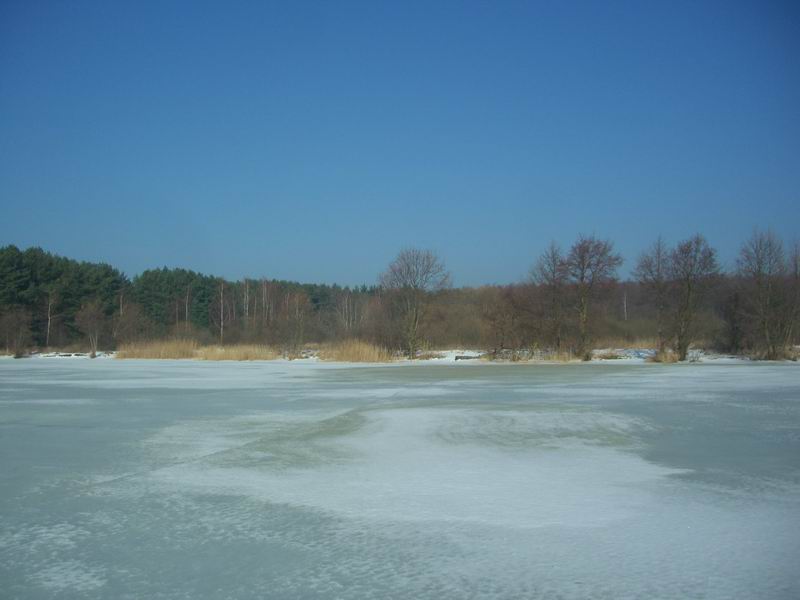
[1,231,798,361]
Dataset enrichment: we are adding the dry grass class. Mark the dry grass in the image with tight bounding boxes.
[196,345,280,361]
[647,348,680,363]
[594,350,623,360]
[116,339,198,359]
[522,349,577,362]
[116,340,279,361]
[318,340,393,363]
[594,336,659,349]
[541,350,579,362]
[481,349,578,363]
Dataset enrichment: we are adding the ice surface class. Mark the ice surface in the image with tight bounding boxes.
[1,359,799,599]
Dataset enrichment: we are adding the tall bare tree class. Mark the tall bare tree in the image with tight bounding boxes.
[219,280,225,343]
[0,308,32,357]
[113,301,153,344]
[634,237,671,352]
[260,279,277,329]
[531,242,568,351]
[738,230,796,359]
[791,242,800,349]
[380,248,450,357]
[75,299,106,358]
[242,279,251,335]
[286,290,310,351]
[208,279,228,343]
[183,283,192,335]
[335,289,367,336]
[479,286,518,355]
[44,285,59,348]
[670,234,718,361]
[565,235,623,359]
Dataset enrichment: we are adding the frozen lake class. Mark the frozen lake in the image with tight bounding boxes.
[1,359,799,599]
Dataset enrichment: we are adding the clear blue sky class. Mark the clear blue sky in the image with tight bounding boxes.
[1,1,798,286]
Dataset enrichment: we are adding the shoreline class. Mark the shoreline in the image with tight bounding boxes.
[3,348,793,366]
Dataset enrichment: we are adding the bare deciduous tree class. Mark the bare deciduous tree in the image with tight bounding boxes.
[670,234,718,361]
[44,286,59,348]
[183,283,192,335]
[335,289,367,336]
[75,299,106,358]
[791,242,800,349]
[113,302,153,344]
[634,237,671,353]
[565,235,623,360]
[738,230,795,359]
[0,308,32,357]
[531,242,568,351]
[208,279,229,343]
[479,286,518,355]
[380,248,450,357]
[286,290,310,352]
[256,278,280,337]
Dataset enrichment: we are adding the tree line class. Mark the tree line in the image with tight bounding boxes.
[1,230,798,360]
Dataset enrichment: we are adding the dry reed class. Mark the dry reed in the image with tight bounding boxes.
[116,339,198,359]
[537,350,578,362]
[593,337,660,349]
[116,340,279,361]
[594,350,623,360]
[197,345,280,361]
[318,340,393,363]
[416,351,444,360]
[647,348,680,363]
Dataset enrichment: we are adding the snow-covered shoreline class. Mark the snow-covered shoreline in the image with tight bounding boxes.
[4,347,789,366]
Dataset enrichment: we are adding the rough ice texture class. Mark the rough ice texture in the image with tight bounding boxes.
[1,358,799,599]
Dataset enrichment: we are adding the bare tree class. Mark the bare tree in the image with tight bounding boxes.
[183,283,192,335]
[44,286,59,348]
[335,289,367,336]
[737,230,794,359]
[75,299,106,358]
[242,278,251,336]
[260,279,277,329]
[286,290,310,351]
[531,242,568,351]
[208,279,229,343]
[565,235,623,360]
[0,308,32,357]
[670,234,718,361]
[791,242,800,349]
[113,302,153,344]
[380,248,450,357]
[479,286,518,355]
[634,237,671,353]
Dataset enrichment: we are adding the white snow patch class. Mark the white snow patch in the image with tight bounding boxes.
[143,406,677,529]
